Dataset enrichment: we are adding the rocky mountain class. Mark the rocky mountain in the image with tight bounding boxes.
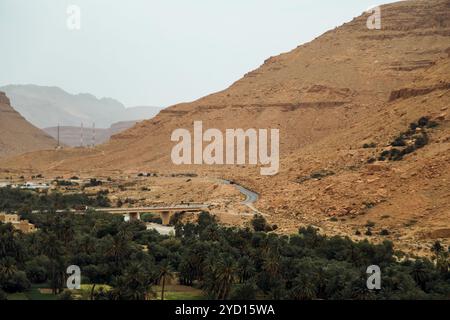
[1,0,449,253]
[43,120,141,147]
[0,91,56,158]
[0,84,161,128]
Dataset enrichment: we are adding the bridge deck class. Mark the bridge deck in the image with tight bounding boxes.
[95,205,209,213]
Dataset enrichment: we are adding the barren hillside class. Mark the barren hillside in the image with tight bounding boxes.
[0,91,56,158]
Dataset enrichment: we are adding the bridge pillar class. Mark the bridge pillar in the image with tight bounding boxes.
[160,211,171,226]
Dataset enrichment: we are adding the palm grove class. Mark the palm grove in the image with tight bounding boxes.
[0,187,449,300]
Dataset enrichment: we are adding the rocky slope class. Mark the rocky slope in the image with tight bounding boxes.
[0,91,56,158]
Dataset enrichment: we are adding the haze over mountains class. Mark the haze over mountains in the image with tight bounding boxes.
[43,121,141,147]
[0,84,162,129]
[1,0,449,253]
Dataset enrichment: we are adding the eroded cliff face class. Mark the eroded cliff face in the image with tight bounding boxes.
[0,91,11,106]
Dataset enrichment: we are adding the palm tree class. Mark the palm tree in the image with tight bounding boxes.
[215,256,236,300]
[263,254,280,277]
[0,223,19,258]
[411,260,429,290]
[237,256,255,283]
[291,276,317,300]
[39,233,66,295]
[113,263,154,300]
[431,241,443,257]
[106,231,131,268]
[158,261,174,300]
[0,257,18,279]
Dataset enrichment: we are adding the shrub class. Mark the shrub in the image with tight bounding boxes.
[0,271,31,293]
[401,145,416,155]
[389,148,403,161]
[414,135,428,148]
[25,256,50,283]
[230,282,258,300]
[417,117,429,127]
[310,170,335,180]
[365,228,373,236]
[365,221,376,228]
[57,290,73,300]
[169,212,184,225]
[363,201,375,209]
[141,213,162,224]
[54,179,75,186]
[363,142,377,148]
[251,214,272,232]
[380,150,390,157]
[380,229,390,236]
[392,138,406,147]
[85,178,102,187]
[427,121,438,128]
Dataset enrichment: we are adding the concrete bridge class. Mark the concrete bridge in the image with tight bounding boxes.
[94,204,211,225]
[32,203,211,226]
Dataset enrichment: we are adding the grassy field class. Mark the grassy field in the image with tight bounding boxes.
[71,284,112,300]
[153,284,205,300]
[6,283,204,300]
[7,284,57,300]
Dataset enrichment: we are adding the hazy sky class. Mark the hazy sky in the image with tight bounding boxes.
[0,0,389,108]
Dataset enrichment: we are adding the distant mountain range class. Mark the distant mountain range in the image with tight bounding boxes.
[0,84,162,129]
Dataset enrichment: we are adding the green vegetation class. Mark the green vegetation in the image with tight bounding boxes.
[0,189,449,300]
[371,116,438,163]
[83,178,103,188]
[363,142,377,149]
[365,221,376,228]
[0,187,110,212]
[296,169,335,184]
[53,179,78,187]
[141,213,163,224]
[251,214,277,232]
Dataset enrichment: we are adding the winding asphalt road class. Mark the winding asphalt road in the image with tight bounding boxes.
[218,179,265,215]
